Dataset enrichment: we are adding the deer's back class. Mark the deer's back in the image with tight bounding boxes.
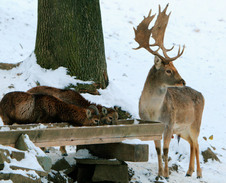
[28,86,91,107]
[0,92,35,124]
[160,86,204,128]
[166,86,204,107]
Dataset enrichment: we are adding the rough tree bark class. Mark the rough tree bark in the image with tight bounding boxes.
[35,0,108,93]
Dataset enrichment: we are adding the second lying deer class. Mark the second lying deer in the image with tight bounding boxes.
[27,86,119,155]
[27,86,118,125]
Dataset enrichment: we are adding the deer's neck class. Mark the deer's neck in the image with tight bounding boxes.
[139,67,167,121]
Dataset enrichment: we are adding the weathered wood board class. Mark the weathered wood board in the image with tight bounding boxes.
[0,120,164,148]
[78,143,149,162]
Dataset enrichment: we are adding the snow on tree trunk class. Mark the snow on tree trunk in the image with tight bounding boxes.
[35,0,108,91]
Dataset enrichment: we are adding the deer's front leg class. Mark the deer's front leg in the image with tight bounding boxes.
[163,127,173,179]
[154,140,164,177]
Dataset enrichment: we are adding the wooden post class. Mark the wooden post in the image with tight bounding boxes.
[78,143,149,162]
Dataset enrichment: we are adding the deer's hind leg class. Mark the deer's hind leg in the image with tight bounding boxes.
[186,139,196,177]
[195,141,202,178]
[186,138,202,178]
[182,130,201,178]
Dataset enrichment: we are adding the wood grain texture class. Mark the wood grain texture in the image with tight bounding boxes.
[0,121,164,147]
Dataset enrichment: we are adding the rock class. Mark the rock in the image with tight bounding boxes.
[0,172,41,183]
[0,148,25,163]
[52,157,75,174]
[36,156,52,172]
[0,148,25,170]
[0,149,11,165]
[11,150,25,161]
[76,158,129,183]
[0,145,47,178]
[169,164,179,174]
[15,134,52,172]
[92,162,129,183]
[128,167,135,181]
[202,147,220,163]
[0,62,21,70]
[9,165,48,177]
[48,170,74,183]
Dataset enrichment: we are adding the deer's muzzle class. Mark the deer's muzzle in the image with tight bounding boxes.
[180,79,186,86]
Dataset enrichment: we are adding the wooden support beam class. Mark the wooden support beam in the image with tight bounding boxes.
[0,120,164,148]
[78,143,149,162]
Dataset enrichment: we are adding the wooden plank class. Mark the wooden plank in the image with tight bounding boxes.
[116,119,135,125]
[0,122,70,130]
[0,122,164,147]
[116,119,162,125]
[34,135,162,147]
[75,158,122,165]
[77,143,149,162]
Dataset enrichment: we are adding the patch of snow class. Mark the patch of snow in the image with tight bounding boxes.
[75,149,98,160]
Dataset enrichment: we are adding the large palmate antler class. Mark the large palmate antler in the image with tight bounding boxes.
[133,4,185,64]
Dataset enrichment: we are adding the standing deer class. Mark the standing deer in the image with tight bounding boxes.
[134,4,204,179]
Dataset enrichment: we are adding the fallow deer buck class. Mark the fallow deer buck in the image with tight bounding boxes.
[134,4,204,179]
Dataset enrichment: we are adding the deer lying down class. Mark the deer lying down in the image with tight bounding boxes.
[134,4,204,179]
[0,91,100,126]
[27,86,118,125]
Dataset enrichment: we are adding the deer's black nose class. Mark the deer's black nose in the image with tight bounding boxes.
[180,79,186,86]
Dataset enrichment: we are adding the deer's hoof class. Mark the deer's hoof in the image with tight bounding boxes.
[155,176,169,182]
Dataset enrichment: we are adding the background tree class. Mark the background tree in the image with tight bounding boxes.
[35,0,108,93]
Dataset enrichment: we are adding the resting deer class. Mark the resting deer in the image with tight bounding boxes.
[134,4,204,179]
[0,91,100,126]
[27,86,118,125]
[0,91,101,156]
[27,86,118,156]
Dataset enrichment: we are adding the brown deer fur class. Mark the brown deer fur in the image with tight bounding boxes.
[139,57,204,179]
[27,86,118,125]
[0,91,100,126]
[134,5,205,179]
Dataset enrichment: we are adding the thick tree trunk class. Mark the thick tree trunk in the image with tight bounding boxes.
[35,0,108,90]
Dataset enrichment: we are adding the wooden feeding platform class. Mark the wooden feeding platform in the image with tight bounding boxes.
[0,119,164,162]
[0,119,164,147]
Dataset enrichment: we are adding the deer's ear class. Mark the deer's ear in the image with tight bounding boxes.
[86,109,92,119]
[102,107,108,116]
[154,56,162,70]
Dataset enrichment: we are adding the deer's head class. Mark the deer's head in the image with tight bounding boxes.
[154,56,185,87]
[134,4,185,88]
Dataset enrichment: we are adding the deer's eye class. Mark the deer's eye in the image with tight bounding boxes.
[166,70,172,75]
[94,119,99,125]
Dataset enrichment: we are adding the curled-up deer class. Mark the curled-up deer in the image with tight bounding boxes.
[134,4,204,179]
[27,86,118,125]
[0,91,100,126]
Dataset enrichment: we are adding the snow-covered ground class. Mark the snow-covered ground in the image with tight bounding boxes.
[0,0,226,182]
